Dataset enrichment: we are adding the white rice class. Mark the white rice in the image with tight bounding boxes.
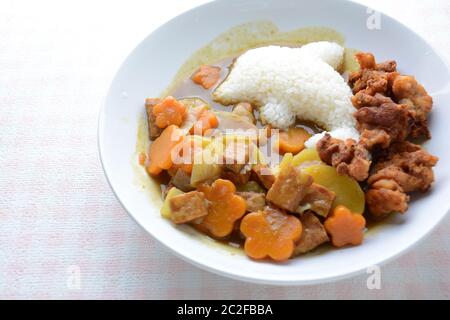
[213,42,358,146]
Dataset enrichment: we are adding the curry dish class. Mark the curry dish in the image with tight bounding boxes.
[138,39,438,262]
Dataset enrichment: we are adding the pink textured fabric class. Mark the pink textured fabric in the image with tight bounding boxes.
[0,0,449,299]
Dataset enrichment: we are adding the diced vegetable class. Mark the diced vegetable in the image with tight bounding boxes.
[190,109,219,135]
[277,127,311,154]
[138,152,147,166]
[190,138,223,186]
[240,207,302,261]
[197,179,246,237]
[147,125,184,175]
[178,98,210,135]
[191,65,221,89]
[171,135,210,174]
[303,164,365,214]
[153,96,187,128]
[324,205,366,247]
[161,187,184,219]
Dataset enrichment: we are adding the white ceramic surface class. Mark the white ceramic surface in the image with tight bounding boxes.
[98,0,450,285]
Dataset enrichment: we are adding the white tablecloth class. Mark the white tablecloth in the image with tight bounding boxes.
[1,0,449,299]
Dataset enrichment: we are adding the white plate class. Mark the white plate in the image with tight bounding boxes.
[98,0,450,285]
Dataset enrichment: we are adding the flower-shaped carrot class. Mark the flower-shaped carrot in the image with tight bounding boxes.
[191,65,221,89]
[324,205,366,247]
[190,109,219,135]
[152,96,187,128]
[240,208,302,261]
[197,179,246,237]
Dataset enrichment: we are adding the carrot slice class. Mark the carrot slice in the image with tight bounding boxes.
[146,125,183,175]
[197,179,246,238]
[191,65,221,89]
[324,205,366,247]
[240,207,302,261]
[190,109,219,135]
[277,127,311,154]
[152,96,187,128]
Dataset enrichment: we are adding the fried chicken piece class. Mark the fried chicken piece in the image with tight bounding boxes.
[351,69,389,95]
[359,129,391,150]
[349,52,397,96]
[351,92,394,109]
[392,75,433,138]
[353,52,397,72]
[354,102,411,143]
[369,141,438,192]
[316,134,371,181]
[366,142,438,216]
[366,179,409,217]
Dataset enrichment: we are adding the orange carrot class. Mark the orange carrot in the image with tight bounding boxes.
[240,207,302,261]
[138,152,147,166]
[171,136,203,174]
[324,205,366,247]
[191,65,221,89]
[190,109,219,135]
[197,179,246,238]
[277,127,311,154]
[146,125,183,175]
[152,96,187,128]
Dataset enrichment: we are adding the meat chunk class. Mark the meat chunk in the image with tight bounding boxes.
[366,179,409,217]
[366,141,438,216]
[349,52,397,95]
[293,212,329,255]
[299,183,336,217]
[169,191,209,224]
[392,75,433,139]
[169,169,194,192]
[359,129,391,150]
[251,164,275,189]
[351,92,394,109]
[266,163,313,212]
[368,142,438,193]
[221,168,251,186]
[145,98,163,140]
[354,102,411,143]
[316,134,371,181]
[350,69,389,96]
[236,191,266,212]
